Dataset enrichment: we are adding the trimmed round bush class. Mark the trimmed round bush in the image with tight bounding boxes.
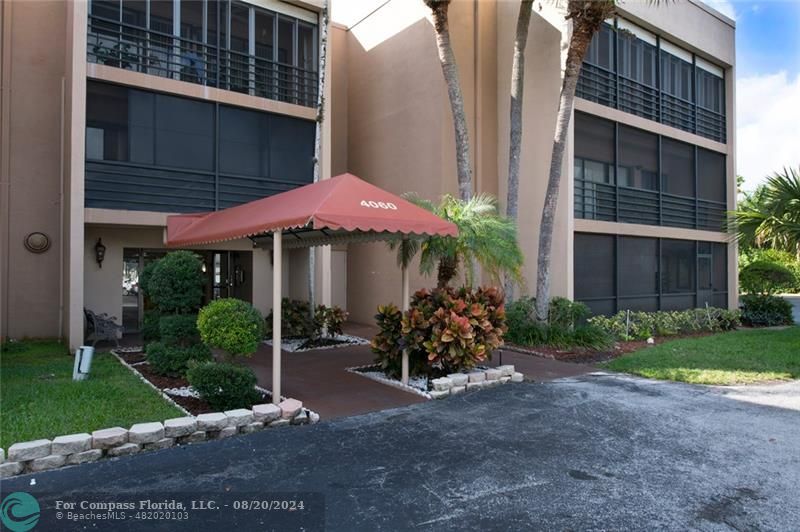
[142,309,161,343]
[146,342,211,377]
[143,251,205,313]
[186,361,261,411]
[740,294,794,327]
[197,298,264,358]
[159,313,200,346]
[740,260,795,295]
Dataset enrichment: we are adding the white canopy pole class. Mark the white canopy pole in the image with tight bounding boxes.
[272,231,283,405]
[401,235,410,385]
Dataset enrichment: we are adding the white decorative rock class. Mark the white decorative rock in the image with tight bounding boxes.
[52,433,92,455]
[241,421,264,434]
[467,372,486,383]
[92,427,128,449]
[252,404,282,423]
[500,376,511,383]
[8,439,51,461]
[164,417,197,438]
[647,337,655,345]
[0,462,24,478]
[511,372,524,383]
[291,411,309,425]
[180,431,207,444]
[451,385,466,395]
[269,418,290,428]
[216,426,237,439]
[29,454,67,472]
[144,438,175,451]
[279,398,303,419]
[309,411,320,424]
[497,365,516,377]
[431,377,453,391]
[107,443,140,457]
[197,413,229,431]
[430,389,449,399]
[224,409,254,427]
[66,449,103,465]
[447,374,469,387]
[485,369,502,381]
[129,422,165,444]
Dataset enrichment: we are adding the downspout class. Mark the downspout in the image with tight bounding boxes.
[59,76,65,340]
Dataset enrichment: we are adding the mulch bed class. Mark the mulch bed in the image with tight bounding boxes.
[506,330,719,365]
[117,350,268,416]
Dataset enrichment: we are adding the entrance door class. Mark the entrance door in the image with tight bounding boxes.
[697,243,713,307]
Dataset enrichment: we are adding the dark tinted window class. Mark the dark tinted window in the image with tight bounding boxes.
[619,237,658,296]
[270,114,315,183]
[618,125,658,190]
[660,51,693,101]
[696,68,724,113]
[575,113,615,184]
[585,23,614,70]
[661,138,694,197]
[574,233,615,299]
[219,105,267,176]
[713,243,727,292]
[86,82,130,162]
[662,239,695,293]
[618,32,656,86]
[154,94,214,171]
[697,148,726,202]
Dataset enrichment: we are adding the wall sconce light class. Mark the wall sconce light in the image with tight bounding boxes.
[94,238,106,268]
[201,260,207,273]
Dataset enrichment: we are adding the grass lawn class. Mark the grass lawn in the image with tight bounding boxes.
[1,341,183,449]
[602,327,800,385]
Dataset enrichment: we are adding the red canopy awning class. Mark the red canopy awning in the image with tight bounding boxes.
[166,173,457,248]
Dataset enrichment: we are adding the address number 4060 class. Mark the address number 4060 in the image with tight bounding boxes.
[360,200,397,210]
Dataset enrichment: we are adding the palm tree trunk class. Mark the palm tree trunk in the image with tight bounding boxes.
[534,3,611,322]
[308,1,329,315]
[437,255,459,288]
[504,0,534,301]
[425,0,472,201]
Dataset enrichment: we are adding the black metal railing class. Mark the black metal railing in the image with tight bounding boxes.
[88,14,318,108]
[576,179,727,231]
[577,62,726,143]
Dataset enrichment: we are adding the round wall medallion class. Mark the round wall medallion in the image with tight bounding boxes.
[24,232,51,253]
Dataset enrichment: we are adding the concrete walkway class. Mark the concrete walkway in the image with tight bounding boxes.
[783,294,800,323]
[7,374,798,531]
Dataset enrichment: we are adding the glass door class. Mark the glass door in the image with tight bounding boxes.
[697,243,713,307]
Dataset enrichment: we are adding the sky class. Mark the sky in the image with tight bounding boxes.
[703,0,800,191]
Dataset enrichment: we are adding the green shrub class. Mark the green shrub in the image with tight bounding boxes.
[197,298,264,358]
[265,299,349,339]
[740,260,796,295]
[142,310,161,343]
[315,305,348,338]
[505,297,609,349]
[740,294,794,327]
[147,342,212,377]
[371,304,426,378]
[186,361,261,411]
[589,307,742,341]
[159,313,199,346]
[143,251,205,313]
[548,297,590,329]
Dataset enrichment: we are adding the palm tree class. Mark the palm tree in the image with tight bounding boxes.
[534,0,616,321]
[423,0,472,201]
[390,194,524,289]
[730,167,800,258]
[504,0,535,301]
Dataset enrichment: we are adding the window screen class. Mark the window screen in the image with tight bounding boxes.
[661,138,694,197]
[618,32,656,87]
[660,52,693,101]
[575,113,615,184]
[154,94,214,171]
[661,239,695,293]
[618,125,658,190]
[712,243,727,292]
[697,148,726,203]
[220,106,266,177]
[619,237,658,296]
[86,82,130,162]
[585,23,614,70]
[696,68,724,113]
[269,115,315,183]
[574,233,615,299]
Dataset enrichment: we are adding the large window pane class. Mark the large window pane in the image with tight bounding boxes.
[574,233,615,299]
[619,237,658,296]
[277,17,295,64]
[618,125,658,190]
[660,52,693,101]
[585,23,613,70]
[697,148,726,202]
[712,243,727,293]
[661,138,694,197]
[697,68,724,113]
[122,0,146,26]
[270,115,314,183]
[219,106,265,177]
[662,239,695,293]
[149,0,173,33]
[574,113,615,184]
[86,82,129,161]
[618,32,656,87]
[154,94,214,171]
[255,10,275,60]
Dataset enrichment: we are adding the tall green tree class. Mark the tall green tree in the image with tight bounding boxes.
[534,0,617,321]
[390,194,524,288]
[730,167,800,258]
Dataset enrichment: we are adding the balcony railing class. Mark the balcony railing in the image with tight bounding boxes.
[87,14,318,108]
[577,63,727,144]
[576,179,727,231]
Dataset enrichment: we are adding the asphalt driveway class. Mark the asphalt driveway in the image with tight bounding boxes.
[4,374,799,531]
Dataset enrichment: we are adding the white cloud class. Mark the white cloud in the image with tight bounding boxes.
[703,0,737,20]
[736,71,800,190]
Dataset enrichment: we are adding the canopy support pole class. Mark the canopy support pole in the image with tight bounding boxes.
[401,235,410,385]
[272,231,282,405]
